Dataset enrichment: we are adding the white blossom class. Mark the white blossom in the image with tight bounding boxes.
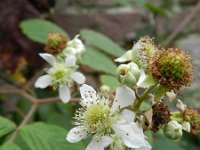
[35,53,85,103]
[66,84,151,150]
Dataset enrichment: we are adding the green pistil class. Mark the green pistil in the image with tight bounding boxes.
[159,56,186,79]
[48,64,73,86]
[85,104,112,134]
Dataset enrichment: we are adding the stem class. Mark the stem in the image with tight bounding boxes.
[134,84,157,109]
[7,103,38,143]
[0,84,80,143]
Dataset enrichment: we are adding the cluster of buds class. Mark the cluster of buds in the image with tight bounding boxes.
[35,33,86,103]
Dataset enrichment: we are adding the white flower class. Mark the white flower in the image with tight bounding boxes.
[66,84,151,150]
[64,35,85,55]
[35,53,85,103]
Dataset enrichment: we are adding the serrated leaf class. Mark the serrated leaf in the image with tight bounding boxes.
[100,75,120,90]
[81,47,117,74]
[0,143,21,150]
[80,29,125,57]
[0,116,16,137]
[20,19,68,44]
[20,122,84,150]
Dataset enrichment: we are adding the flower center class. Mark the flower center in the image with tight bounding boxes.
[84,104,113,136]
[159,55,186,79]
[48,63,73,87]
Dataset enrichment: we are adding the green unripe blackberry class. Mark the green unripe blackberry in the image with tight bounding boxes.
[148,48,193,90]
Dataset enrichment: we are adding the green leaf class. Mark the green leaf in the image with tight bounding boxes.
[0,143,21,150]
[100,75,120,90]
[153,135,184,150]
[20,122,84,150]
[0,116,16,137]
[81,47,117,74]
[80,29,125,57]
[20,19,68,44]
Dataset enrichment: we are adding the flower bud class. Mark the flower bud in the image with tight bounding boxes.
[164,120,182,140]
[65,35,85,55]
[44,32,67,54]
[116,63,141,88]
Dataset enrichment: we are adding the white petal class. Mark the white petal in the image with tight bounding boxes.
[70,72,86,84]
[34,75,52,88]
[137,69,146,86]
[39,53,56,66]
[182,121,191,132]
[59,85,70,103]
[74,39,85,53]
[112,85,135,111]
[80,84,99,106]
[138,74,155,88]
[176,99,186,112]
[112,123,147,149]
[86,136,112,150]
[121,109,136,123]
[115,50,132,62]
[65,55,76,67]
[66,126,89,143]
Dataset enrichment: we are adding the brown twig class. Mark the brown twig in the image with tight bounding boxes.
[7,103,38,143]
[0,84,80,143]
[15,107,26,119]
[37,97,80,105]
[163,0,200,47]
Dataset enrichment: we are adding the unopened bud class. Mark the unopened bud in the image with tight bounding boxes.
[164,120,182,140]
[116,63,141,88]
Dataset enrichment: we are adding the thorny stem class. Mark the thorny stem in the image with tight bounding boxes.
[134,84,158,109]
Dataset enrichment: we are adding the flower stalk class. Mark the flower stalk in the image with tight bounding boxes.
[134,84,157,109]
